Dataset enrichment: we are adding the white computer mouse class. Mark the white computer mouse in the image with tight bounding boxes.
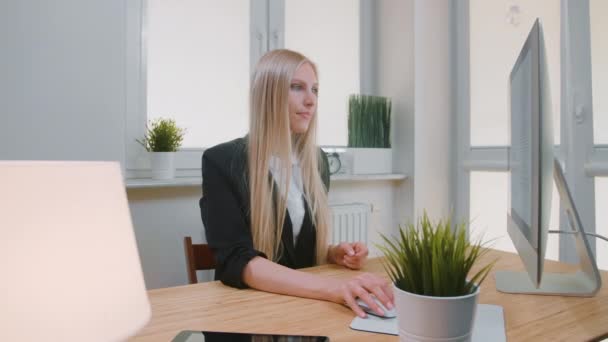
[355,297,397,318]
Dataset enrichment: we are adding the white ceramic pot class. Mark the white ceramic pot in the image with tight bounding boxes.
[394,284,480,342]
[348,148,392,174]
[150,152,175,180]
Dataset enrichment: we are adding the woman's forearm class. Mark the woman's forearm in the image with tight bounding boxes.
[242,255,394,318]
[242,256,341,303]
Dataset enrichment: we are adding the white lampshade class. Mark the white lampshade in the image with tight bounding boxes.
[0,161,151,341]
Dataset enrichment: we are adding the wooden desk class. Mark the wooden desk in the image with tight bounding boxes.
[131,249,608,341]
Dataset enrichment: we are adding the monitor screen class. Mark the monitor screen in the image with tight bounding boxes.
[510,43,535,247]
[507,18,553,287]
[499,18,600,296]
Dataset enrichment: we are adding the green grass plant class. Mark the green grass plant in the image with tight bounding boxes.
[348,94,391,148]
[377,212,496,297]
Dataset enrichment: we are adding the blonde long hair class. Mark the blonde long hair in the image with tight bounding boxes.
[248,49,330,264]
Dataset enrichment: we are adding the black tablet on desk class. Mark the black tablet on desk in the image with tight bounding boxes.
[173,330,330,342]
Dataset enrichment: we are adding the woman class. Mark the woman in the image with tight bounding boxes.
[200,49,393,318]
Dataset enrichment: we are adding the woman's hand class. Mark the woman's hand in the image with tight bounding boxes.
[326,272,394,318]
[329,242,369,270]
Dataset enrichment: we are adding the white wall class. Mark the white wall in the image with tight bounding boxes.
[127,188,209,288]
[0,0,126,163]
[331,181,408,257]
[413,0,453,220]
[126,179,410,290]
[376,0,416,229]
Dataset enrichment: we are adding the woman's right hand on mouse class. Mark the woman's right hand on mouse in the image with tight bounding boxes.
[326,272,394,318]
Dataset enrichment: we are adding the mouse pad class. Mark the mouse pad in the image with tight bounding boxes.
[350,304,505,342]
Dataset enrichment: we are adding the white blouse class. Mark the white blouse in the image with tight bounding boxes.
[269,155,305,244]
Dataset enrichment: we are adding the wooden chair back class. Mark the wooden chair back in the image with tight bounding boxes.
[183,236,215,284]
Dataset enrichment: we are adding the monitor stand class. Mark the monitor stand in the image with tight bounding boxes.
[495,159,602,296]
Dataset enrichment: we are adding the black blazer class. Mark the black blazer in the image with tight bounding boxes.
[199,137,330,289]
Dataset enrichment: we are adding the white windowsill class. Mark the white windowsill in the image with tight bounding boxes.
[125,177,202,189]
[330,173,408,182]
[125,173,408,189]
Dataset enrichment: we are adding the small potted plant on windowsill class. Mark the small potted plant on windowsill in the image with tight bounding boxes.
[137,118,185,180]
[377,212,496,342]
[347,94,392,174]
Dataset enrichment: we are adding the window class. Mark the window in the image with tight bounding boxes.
[127,0,361,177]
[591,0,608,270]
[595,177,608,270]
[469,0,560,146]
[590,0,608,144]
[469,172,559,260]
[465,0,561,259]
[146,0,250,148]
[285,0,360,146]
[469,172,511,252]
[460,0,608,267]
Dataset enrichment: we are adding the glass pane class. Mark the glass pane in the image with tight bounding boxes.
[590,0,608,144]
[285,0,359,146]
[470,172,559,260]
[595,177,608,271]
[469,0,560,146]
[147,0,250,148]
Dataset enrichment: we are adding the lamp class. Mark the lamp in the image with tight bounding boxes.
[0,161,151,341]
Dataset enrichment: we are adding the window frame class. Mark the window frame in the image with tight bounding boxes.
[124,0,367,179]
[453,0,606,263]
[125,0,270,178]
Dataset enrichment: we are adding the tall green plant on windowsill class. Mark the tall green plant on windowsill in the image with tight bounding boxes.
[377,212,497,297]
[137,118,185,152]
[348,94,391,148]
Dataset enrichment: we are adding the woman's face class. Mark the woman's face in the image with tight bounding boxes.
[288,63,318,134]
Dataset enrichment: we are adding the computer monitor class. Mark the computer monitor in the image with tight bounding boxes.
[495,18,602,296]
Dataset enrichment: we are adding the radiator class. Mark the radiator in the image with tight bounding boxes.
[329,203,371,245]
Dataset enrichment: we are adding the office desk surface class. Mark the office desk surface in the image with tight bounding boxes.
[130,249,608,342]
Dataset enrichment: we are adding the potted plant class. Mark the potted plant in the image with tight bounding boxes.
[137,118,185,180]
[377,212,496,342]
[347,94,392,174]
